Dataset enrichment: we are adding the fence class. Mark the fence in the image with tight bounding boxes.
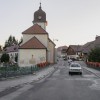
[0,62,49,79]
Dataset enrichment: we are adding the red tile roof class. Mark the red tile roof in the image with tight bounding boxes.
[57,46,68,51]
[22,24,48,35]
[69,45,83,52]
[19,36,46,49]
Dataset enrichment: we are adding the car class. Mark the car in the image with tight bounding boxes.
[67,59,73,65]
[69,63,82,75]
[63,56,67,60]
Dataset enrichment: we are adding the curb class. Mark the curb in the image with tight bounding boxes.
[83,67,100,78]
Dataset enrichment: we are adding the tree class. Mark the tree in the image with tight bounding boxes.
[4,35,18,48]
[88,47,100,62]
[1,53,10,63]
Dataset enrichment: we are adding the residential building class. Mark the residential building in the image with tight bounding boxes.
[66,45,83,60]
[3,44,19,63]
[57,46,68,57]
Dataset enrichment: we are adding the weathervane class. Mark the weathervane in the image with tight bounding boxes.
[39,0,42,9]
[40,0,42,5]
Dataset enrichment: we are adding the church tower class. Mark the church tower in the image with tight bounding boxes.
[33,3,47,30]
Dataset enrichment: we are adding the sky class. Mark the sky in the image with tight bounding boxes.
[0,0,100,47]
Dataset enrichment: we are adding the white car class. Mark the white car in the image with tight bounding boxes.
[69,63,82,75]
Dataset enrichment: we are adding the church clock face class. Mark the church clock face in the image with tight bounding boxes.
[38,16,42,19]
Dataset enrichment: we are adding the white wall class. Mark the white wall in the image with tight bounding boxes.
[34,22,46,30]
[48,41,55,63]
[18,49,46,67]
[22,34,48,48]
[8,52,18,63]
[67,55,79,59]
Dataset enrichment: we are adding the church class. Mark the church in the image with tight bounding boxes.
[18,3,56,67]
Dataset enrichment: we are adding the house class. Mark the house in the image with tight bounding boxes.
[18,3,55,67]
[66,45,83,60]
[3,44,19,63]
[57,46,68,57]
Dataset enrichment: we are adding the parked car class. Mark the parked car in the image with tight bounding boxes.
[69,63,82,75]
[67,59,73,65]
[63,56,67,60]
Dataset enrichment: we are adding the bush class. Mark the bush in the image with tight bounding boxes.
[88,47,100,62]
[1,53,9,63]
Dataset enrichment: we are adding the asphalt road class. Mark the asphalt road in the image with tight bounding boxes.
[1,60,100,100]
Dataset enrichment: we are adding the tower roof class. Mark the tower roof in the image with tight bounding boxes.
[33,3,46,23]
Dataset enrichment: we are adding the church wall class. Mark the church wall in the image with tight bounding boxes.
[22,34,48,48]
[34,22,46,30]
[48,41,55,63]
[18,49,46,67]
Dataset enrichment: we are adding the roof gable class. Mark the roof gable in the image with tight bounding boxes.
[22,24,48,35]
[19,36,46,49]
[69,45,82,52]
[57,46,68,51]
[66,46,76,55]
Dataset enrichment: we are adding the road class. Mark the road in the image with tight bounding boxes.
[0,60,100,100]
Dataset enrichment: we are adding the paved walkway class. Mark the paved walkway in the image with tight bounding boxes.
[79,61,100,77]
[0,65,57,92]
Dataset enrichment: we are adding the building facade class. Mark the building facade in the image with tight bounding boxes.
[67,45,82,60]
[3,45,18,63]
[18,4,55,67]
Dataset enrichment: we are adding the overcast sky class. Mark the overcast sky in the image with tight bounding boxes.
[0,0,100,47]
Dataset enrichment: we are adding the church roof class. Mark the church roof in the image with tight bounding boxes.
[22,24,48,34]
[19,36,46,49]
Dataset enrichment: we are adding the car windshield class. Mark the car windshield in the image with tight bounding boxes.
[71,64,81,67]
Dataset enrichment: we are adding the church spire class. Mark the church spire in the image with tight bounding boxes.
[33,1,47,30]
[39,2,41,9]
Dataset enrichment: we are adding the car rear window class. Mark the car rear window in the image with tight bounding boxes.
[71,64,80,67]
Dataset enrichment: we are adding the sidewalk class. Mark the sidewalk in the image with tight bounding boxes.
[79,61,100,77]
[0,65,57,93]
